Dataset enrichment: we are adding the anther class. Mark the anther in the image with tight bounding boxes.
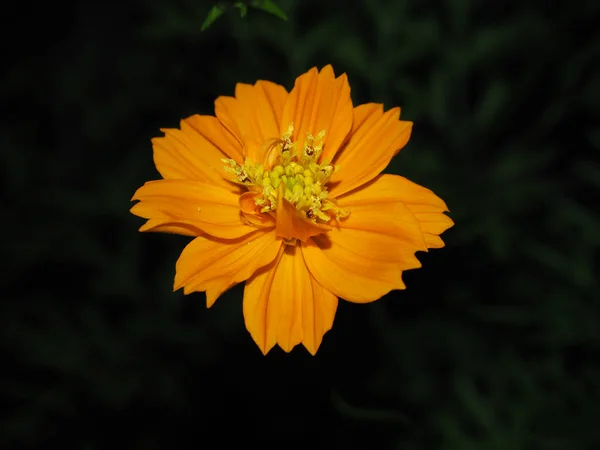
[223,124,350,228]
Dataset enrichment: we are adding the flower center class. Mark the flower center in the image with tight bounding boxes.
[222,123,349,224]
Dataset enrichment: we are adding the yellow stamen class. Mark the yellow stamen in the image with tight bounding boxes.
[223,124,350,223]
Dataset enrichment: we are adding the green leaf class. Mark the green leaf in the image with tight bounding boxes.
[201,5,226,31]
[234,2,248,17]
[250,0,288,20]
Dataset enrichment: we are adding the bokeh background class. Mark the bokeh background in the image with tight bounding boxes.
[2,0,599,448]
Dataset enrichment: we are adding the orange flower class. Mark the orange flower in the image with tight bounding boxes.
[130,65,453,355]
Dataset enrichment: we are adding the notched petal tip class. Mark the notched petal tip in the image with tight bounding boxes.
[319,64,335,78]
[129,179,254,240]
[328,104,413,197]
[234,82,254,98]
[302,231,415,304]
[243,245,338,356]
[215,79,288,150]
[174,231,282,311]
[130,183,152,202]
[281,64,353,164]
[173,276,183,292]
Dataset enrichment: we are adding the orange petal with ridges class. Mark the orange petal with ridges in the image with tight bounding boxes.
[303,175,444,303]
[184,114,244,164]
[152,117,241,189]
[243,245,338,355]
[335,202,428,253]
[280,65,353,163]
[328,103,412,197]
[174,230,281,307]
[275,184,331,242]
[337,174,453,249]
[302,224,423,304]
[215,80,288,150]
[240,137,262,165]
[132,221,201,237]
[130,179,254,240]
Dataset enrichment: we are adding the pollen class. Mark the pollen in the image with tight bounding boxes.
[222,124,349,223]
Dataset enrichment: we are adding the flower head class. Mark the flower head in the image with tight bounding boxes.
[130,65,453,355]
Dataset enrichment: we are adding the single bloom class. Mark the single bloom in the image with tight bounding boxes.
[130,65,453,355]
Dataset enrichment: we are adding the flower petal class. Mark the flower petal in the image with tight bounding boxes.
[214,80,288,151]
[302,174,452,303]
[152,115,242,190]
[302,218,423,304]
[174,230,281,307]
[280,65,353,163]
[243,244,338,355]
[131,179,255,240]
[410,211,454,248]
[185,114,244,164]
[328,103,412,197]
[275,184,332,242]
[337,174,453,249]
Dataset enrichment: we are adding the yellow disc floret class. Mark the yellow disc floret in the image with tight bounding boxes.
[222,123,349,223]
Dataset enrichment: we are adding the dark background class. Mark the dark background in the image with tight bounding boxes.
[2,0,599,448]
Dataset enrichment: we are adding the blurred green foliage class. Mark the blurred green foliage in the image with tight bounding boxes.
[201,0,287,31]
[2,0,599,448]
